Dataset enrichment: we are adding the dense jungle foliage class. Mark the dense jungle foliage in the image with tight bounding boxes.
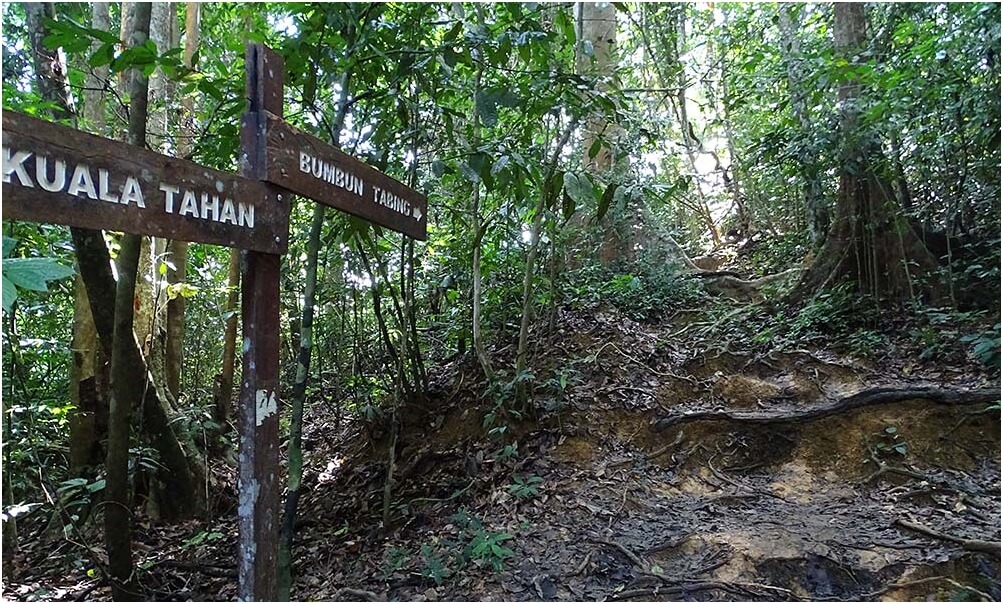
[1,2,999,601]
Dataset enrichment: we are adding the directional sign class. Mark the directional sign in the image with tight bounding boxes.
[259,112,427,240]
[2,111,289,254]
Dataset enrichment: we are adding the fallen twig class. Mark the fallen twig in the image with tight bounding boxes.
[596,539,652,575]
[603,343,698,384]
[653,387,1000,432]
[407,478,476,506]
[860,575,993,601]
[335,587,382,601]
[570,551,592,576]
[154,560,237,578]
[893,519,1001,556]
[645,431,685,461]
[862,450,935,485]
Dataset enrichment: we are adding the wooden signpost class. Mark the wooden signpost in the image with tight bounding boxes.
[2,42,425,601]
[260,113,428,240]
[2,112,289,253]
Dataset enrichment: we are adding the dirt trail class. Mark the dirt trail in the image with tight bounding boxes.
[3,307,999,601]
[282,308,1000,602]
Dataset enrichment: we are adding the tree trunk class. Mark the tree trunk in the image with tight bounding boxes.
[674,13,720,248]
[577,1,617,173]
[470,5,494,380]
[777,4,829,249]
[214,249,240,424]
[516,119,578,404]
[67,1,111,471]
[278,66,351,599]
[790,3,941,304]
[105,4,153,597]
[166,2,199,400]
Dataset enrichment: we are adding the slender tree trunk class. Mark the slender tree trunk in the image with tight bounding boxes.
[166,2,198,401]
[214,250,240,424]
[715,20,751,235]
[277,70,351,600]
[105,4,153,597]
[69,1,111,471]
[672,10,720,248]
[778,4,829,249]
[467,4,494,381]
[515,119,578,404]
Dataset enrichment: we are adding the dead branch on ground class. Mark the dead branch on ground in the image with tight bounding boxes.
[654,387,1000,432]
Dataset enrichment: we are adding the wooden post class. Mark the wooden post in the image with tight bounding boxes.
[238,43,285,601]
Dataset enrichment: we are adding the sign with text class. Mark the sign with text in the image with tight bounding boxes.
[2,111,289,254]
[260,112,427,240]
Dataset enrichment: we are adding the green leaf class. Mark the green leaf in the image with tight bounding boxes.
[491,155,510,176]
[563,172,595,206]
[588,138,604,159]
[597,183,618,221]
[2,237,17,258]
[562,190,575,220]
[2,275,17,313]
[543,170,564,209]
[459,162,481,184]
[4,257,75,292]
[475,92,498,127]
[88,43,116,68]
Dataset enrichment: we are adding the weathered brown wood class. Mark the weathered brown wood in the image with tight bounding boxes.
[2,111,289,254]
[261,113,428,240]
[237,42,283,603]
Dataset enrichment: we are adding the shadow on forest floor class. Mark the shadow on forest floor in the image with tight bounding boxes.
[3,304,1000,601]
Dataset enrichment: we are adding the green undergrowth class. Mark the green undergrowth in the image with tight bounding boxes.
[563,262,708,321]
[685,285,1000,368]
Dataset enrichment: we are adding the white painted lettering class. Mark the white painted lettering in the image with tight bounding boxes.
[160,183,179,212]
[99,170,120,203]
[120,176,145,208]
[36,156,66,192]
[179,190,198,216]
[200,192,220,222]
[220,198,237,225]
[66,163,97,199]
[299,151,311,173]
[238,200,254,228]
[2,148,33,186]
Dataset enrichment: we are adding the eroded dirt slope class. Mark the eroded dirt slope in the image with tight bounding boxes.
[3,306,999,601]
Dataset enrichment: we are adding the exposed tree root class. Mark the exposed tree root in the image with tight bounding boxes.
[860,575,993,601]
[653,387,1000,432]
[893,518,1001,556]
[595,539,794,600]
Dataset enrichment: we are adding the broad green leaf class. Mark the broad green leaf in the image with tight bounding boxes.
[563,172,595,206]
[562,190,575,220]
[2,275,16,313]
[588,138,603,159]
[4,257,75,292]
[475,92,498,127]
[597,183,618,221]
[459,162,481,184]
